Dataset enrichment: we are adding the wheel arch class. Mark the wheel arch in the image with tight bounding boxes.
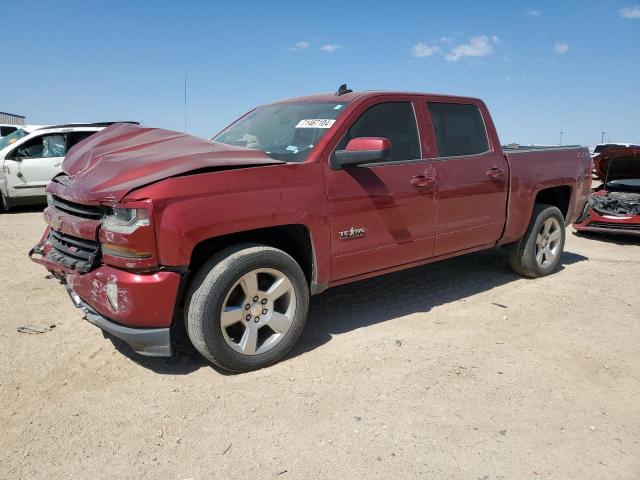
[188,224,317,291]
[533,185,572,221]
[499,183,574,246]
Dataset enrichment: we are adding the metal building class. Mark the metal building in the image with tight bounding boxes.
[0,112,26,126]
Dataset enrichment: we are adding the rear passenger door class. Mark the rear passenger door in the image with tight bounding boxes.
[425,101,508,256]
[324,98,437,281]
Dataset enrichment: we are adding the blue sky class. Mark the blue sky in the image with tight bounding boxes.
[2,0,639,146]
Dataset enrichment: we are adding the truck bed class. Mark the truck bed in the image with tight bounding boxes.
[502,145,582,153]
[500,146,592,245]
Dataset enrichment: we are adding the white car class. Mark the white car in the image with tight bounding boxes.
[0,122,134,211]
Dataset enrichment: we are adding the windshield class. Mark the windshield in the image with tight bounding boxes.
[0,128,29,151]
[213,102,349,162]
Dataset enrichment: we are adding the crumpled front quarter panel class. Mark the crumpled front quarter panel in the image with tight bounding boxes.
[132,162,331,281]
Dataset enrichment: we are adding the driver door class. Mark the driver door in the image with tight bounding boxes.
[323,98,437,281]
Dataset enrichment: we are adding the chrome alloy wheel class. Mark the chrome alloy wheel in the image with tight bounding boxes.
[535,217,562,267]
[220,268,296,355]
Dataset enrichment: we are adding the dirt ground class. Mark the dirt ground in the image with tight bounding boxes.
[1,208,639,480]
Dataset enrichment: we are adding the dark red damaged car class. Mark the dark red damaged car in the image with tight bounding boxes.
[574,146,640,236]
[29,89,592,372]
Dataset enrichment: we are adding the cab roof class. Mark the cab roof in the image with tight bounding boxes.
[35,121,139,131]
[273,90,482,105]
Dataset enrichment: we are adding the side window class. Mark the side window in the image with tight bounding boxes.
[67,131,97,150]
[11,134,67,159]
[12,135,45,159]
[339,102,420,162]
[1,126,17,136]
[42,134,67,157]
[427,103,489,157]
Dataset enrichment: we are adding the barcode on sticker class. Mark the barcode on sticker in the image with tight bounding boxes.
[295,119,336,128]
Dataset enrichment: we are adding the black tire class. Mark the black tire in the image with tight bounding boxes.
[507,204,566,278]
[185,244,309,372]
[1,192,10,212]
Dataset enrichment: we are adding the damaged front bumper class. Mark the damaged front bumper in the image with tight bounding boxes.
[30,240,181,357]
[573,208,640,236]
[573,187,640,236]
[64,284,171,357]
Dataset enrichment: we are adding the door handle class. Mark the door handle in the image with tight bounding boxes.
[487,166,506,179]
[411,175,435,189]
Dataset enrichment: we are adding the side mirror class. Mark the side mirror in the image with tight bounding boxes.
[333,137,392,170]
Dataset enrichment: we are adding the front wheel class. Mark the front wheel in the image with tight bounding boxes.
[1,192,10,212]
[185,244,309,372]
[508,204,566,278]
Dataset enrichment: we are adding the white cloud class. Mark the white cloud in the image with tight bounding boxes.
[445,35,495,62]
[620,5,640,18]
[553,42,570,54]
[524,9,541,18]
[320,44,342,53]
[491,35,500,44]
[290,41,309,51]
[411,42,440,57]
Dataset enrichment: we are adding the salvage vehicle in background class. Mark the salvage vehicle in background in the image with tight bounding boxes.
[30,88,592,372]
[591,142,640,158]
[0,122,136,211]
[574,146,640,236]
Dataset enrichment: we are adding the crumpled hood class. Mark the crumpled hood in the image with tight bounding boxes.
[593,146,640,182]
[61,123,283,201]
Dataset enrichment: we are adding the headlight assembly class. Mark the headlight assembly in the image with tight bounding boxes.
[102,207,149,234]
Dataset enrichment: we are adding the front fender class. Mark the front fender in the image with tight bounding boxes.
[128,162,332,284]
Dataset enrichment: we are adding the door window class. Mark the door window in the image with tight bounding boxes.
[42,134,66,157]
[427,103,489,157]
[11,133,68,159]
[338,102,420,162]
[67,131,97,149]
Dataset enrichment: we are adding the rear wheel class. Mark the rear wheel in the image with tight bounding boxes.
[185,244,309,372]
[508,204,565,278]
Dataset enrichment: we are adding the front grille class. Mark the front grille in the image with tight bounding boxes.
[589,221,640,231]
[47,230,101,273]
[52,195,104,220]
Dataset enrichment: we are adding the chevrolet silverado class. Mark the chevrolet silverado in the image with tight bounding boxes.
[30,88,592,372]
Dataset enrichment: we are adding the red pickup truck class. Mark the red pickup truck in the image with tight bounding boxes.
[30,88,592,372]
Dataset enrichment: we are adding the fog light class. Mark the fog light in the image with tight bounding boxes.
[106,282,119,311]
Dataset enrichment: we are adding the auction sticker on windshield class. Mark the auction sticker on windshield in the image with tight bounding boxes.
[295,119,336,128]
